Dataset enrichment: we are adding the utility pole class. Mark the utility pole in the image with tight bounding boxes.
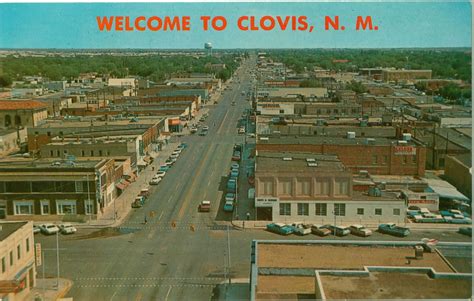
[227,225,231,284]
[56,231,60,290]
[86,174,92,224]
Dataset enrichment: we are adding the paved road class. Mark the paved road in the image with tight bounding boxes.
[34,57,472,301]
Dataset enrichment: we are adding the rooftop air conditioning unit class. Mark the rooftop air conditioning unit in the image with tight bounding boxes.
[398,140,408,145]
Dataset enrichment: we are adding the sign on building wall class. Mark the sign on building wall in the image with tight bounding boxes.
[35,243,42,266]
[255,197,279,207]
[394,145,416,155]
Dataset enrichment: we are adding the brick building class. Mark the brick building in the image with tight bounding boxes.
[256,136,426,177]
[382,69,432,83]
[0,100,48,129]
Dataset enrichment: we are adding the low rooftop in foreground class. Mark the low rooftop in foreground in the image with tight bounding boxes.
[252,241,472,301]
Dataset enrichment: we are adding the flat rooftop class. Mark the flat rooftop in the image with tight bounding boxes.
[0,158,104,170]
[257,244,453,272]
[256,152,345,173]
[257,135,417,146]
[253,241,471,300]
[0,222,28,241]
[36,118,163,129]
[320,272,472,300]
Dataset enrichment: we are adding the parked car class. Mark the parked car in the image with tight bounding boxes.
[40,223,60,235]
[59,223,77,235]
[227,178,237,192]
[311,224,331,236]
[156,171,166,178]
[131,198,143,208]
[247,133,256,138]
[223,201,234,212]
[232,151,241,161]
[231,163,239,170]
[458,226,472,237]
[266,223,293,235]
[324,225,350,236]
[349,224,373,237]
[233,144,242,152]
[378,223,410,237]
[198,200,211,212]
[172,150,181,156]
[238,127,245,134]
[291,223,312,235]
[159,165,170,172]
[149,177,162,185]
[202,125,209,131]
[199,129,208,136]
[33,225,41,234]
[225,193,236,202]
[230,169,239,178]
[178,143,187,149]
[165,159,173,167]
[199,117,206,122]
[190,127,198,134]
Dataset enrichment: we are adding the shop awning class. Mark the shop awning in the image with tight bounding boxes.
[0,281,21,294]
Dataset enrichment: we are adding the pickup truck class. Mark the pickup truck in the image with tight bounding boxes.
[378,223,410,237]
[266,223,293,235]
[198,200,211,212]
[349,224,372,237]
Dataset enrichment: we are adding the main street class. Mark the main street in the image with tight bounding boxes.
[35,59,471,301]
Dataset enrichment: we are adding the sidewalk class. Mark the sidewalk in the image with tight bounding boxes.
[211,278,250,301]
[80,141,179,228]
[26,278,72,301]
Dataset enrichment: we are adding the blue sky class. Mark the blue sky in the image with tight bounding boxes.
[0,2,471,49]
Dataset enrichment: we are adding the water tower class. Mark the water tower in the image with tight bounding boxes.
[204,42,213,56]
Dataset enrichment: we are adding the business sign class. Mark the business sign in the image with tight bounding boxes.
[255,197,279,207]
[408,199,437,205]
[35,243,41,267]
[394,145,416,155]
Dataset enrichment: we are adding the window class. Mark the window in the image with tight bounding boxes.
[56,200,77,215]
[9,251,13,266]
[81,150,85,156]
[393,208,401,216]
[14,201,33,215]
[375,208,382,215]
[50,150,54,157]
[402,156,408,165]
[279,179,292,196]
[63,150,68,154]
[334,203,346,216]
[1,257,5,273]
[55,181,75,192]
[315,203,327,216]
[26,238,30,253]
[412,155,417,164]
[107,151,111,156]
[47,131,51,137]
[75,181,84,193]
[261,179,274,195]
[335,179,349,196]
[357,208,364,215]
[40,200,50,215]
[32,181,55,193]
[279,203,291,216]
[6,182,30,193]
[17,245,21,260]
[315,178,330,196]
[99,150,103,156]
[372,155,378,165]
[279,109,284,114]
[383,155,389,165]
[296,178,311,196]
[90,150,94,156]
[297,203,309,216]
[85,200,93,215]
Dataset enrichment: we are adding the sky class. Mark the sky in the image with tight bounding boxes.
[0,2,471,49]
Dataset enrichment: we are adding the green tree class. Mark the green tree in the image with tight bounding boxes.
[0,75,12,87]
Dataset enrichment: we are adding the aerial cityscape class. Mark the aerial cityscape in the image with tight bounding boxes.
[0,2,472,301]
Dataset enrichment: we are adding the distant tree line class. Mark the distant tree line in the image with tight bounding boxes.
[0,52,242,87]
[268,49,472,82]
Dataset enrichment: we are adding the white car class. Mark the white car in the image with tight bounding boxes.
[40,223,60,235]
[33,225,41,234]
[171,151,180,157]
[349,224,373,237]
[202,126,209,131]
[149,176,162,185]
[247,133,255,138]
[291,223,312,235]
[174,149,182,154]
[238,128,245,134]
[59,224,77,235]
[156,171,166,178]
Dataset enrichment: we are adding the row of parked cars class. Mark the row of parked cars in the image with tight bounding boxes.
[224,144,242,213]
[408,208,472,224]
[267,222,410,237]
[33,223,77,235]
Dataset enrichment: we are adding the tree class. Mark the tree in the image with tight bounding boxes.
[346,80,367,94]
[0,75,12,87]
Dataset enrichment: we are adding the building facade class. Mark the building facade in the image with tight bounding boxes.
[0,221,36,301]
